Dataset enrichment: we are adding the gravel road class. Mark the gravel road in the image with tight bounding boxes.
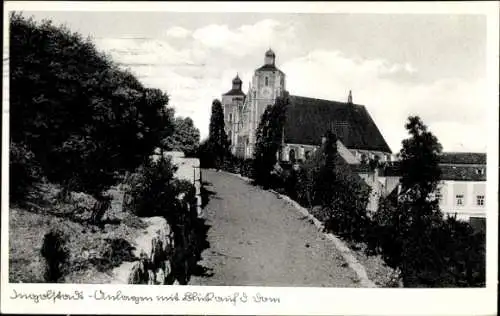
[189,170,362,287]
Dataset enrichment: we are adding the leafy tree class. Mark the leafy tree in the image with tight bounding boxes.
[253,93,289,186]
[296,131,370,241]
[162,117,200,156]
[372,116,485,287]
[379,116,443,285]
[9,13,174,222]
[207,99,230,169]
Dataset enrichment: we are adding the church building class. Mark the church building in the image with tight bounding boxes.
[221,49,392,164]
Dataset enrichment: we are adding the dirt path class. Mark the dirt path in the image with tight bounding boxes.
[190,170,362,287]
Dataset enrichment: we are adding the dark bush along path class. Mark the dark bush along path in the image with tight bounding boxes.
[190,170,361,287]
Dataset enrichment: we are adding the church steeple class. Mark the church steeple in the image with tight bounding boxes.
[264,48,276,65]
[232,73,242,90]
[347,90,353,104]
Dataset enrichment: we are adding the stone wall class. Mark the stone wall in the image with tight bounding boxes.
[112,217,176,284]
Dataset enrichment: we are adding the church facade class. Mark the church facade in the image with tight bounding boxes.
[221,49,392,164]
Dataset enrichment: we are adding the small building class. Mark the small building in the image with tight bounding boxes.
[373,152,487,231]
[435,152,487,230]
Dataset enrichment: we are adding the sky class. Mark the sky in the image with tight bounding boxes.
[22,10,488,153]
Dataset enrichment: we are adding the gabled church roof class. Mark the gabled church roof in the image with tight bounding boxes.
[284,95,392,153]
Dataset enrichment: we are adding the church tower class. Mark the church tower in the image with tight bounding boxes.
[244,49,286,157]
[222,73,246,155]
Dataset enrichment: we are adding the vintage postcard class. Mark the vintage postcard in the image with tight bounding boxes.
[2,1,498,315]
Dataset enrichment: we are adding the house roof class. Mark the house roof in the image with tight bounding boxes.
[305,147,371,192]
[439,152,487,165]
[378,161,486,181]
[440,165,486,181]
[284,95,392,153]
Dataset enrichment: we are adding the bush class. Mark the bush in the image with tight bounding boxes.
[198,140,216,169]
[240,159,256,179]
[369,197,486,287]
[290,132,371,242]
[41,228,69,283]
[10,142,43,203]
[123,156,179,218]
[10,13,174,208]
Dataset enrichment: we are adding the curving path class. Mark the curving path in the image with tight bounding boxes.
[190,170,361,287]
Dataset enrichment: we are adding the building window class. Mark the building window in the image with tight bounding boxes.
[476,168,485,175]
[289,149,296,163]
[435,190,442,202]
[229,113,233,123]
[265,77,269,86]
[456,194,464,206]
[253,91,256,98]
[477,195,485,206]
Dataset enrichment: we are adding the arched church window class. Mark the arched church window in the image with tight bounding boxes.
[265,77,269,86]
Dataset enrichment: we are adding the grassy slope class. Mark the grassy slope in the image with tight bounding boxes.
[9,183,147,283]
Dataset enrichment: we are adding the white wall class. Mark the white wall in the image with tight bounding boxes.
[437,180,486,221]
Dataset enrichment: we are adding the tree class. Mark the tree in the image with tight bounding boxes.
[207,99,230,169]
[162,117,200,156]
[297,130,370,241]
[9,13,174,223]
[253,94,289,186]
[384,116,444,285]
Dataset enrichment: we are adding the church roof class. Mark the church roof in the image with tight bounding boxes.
[265,48,276,57]
[284,95,392,153]
[232,74,242,84]
[256,64,284,72]
[222,89,246,96]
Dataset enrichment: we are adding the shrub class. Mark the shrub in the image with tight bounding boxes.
[123,156,179,218]
[291,132,371,242]
[41,228,69,283]
[10,13,174,212]
[10,142,43,203]
[198,139,216,169]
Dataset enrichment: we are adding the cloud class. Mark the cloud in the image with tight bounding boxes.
[281,50,487,152]
[164,26,192,39]
[192,19,296,57]
[93,21,486,153]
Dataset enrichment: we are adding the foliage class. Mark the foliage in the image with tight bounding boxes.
[10,13,174,221]
[370,116,485,287]
[10,142,43,203]
[207,99,230,169]
[197,139,216,169]
[123,155,180,218]
[296,131,371,241]
[253,93,289,187]
[41,228,69,282]
[399,116,443,196]
[162,117,200,157]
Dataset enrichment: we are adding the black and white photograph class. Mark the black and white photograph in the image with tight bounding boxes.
[1,2,498,315]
